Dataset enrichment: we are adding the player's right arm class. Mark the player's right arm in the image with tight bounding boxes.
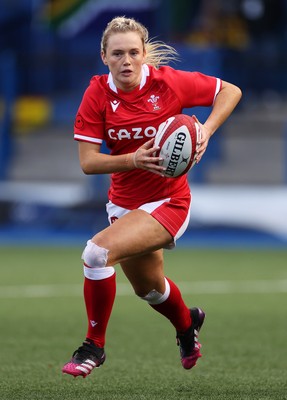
[78,140,164,175]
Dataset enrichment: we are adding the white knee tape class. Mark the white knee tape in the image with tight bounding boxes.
[82,240,115,280]
[82,240,108,268]
[141,277,170,305]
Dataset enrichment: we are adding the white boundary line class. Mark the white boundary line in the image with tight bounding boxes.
[1,280,287,298]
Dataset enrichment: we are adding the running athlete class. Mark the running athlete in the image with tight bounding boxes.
[62,16,242,378]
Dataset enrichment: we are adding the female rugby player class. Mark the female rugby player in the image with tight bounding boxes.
[62,16,241,377]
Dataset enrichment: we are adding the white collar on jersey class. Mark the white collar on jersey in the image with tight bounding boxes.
[107,64,150,93]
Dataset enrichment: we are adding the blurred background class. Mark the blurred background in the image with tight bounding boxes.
[0,0,287,247]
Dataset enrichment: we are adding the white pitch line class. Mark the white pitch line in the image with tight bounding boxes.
[1,280,287,299]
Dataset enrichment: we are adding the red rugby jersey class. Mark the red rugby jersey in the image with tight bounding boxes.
[74,64,221,208]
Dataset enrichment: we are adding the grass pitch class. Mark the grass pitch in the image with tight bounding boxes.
[0,246,287,400]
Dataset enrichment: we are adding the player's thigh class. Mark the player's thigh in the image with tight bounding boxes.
[120,250,165,296]
[92,209,172,265]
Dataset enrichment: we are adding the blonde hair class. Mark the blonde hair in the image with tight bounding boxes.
[101,16,179,68]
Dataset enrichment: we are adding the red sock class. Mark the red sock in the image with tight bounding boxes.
[84,273,116,347]
[150,277,191,332]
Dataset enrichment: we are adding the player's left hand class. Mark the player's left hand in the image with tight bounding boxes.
[192,115,212,164]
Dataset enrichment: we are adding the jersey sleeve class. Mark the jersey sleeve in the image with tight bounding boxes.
[161,67,221,109]
[74,77,104,144]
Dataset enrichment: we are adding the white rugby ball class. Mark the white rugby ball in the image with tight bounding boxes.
[154,114,201,177]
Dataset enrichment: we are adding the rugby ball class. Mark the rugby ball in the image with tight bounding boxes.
[154,114,201,178]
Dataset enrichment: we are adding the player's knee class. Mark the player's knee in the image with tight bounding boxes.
[82,239,108,268]
[82,240,115,280]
